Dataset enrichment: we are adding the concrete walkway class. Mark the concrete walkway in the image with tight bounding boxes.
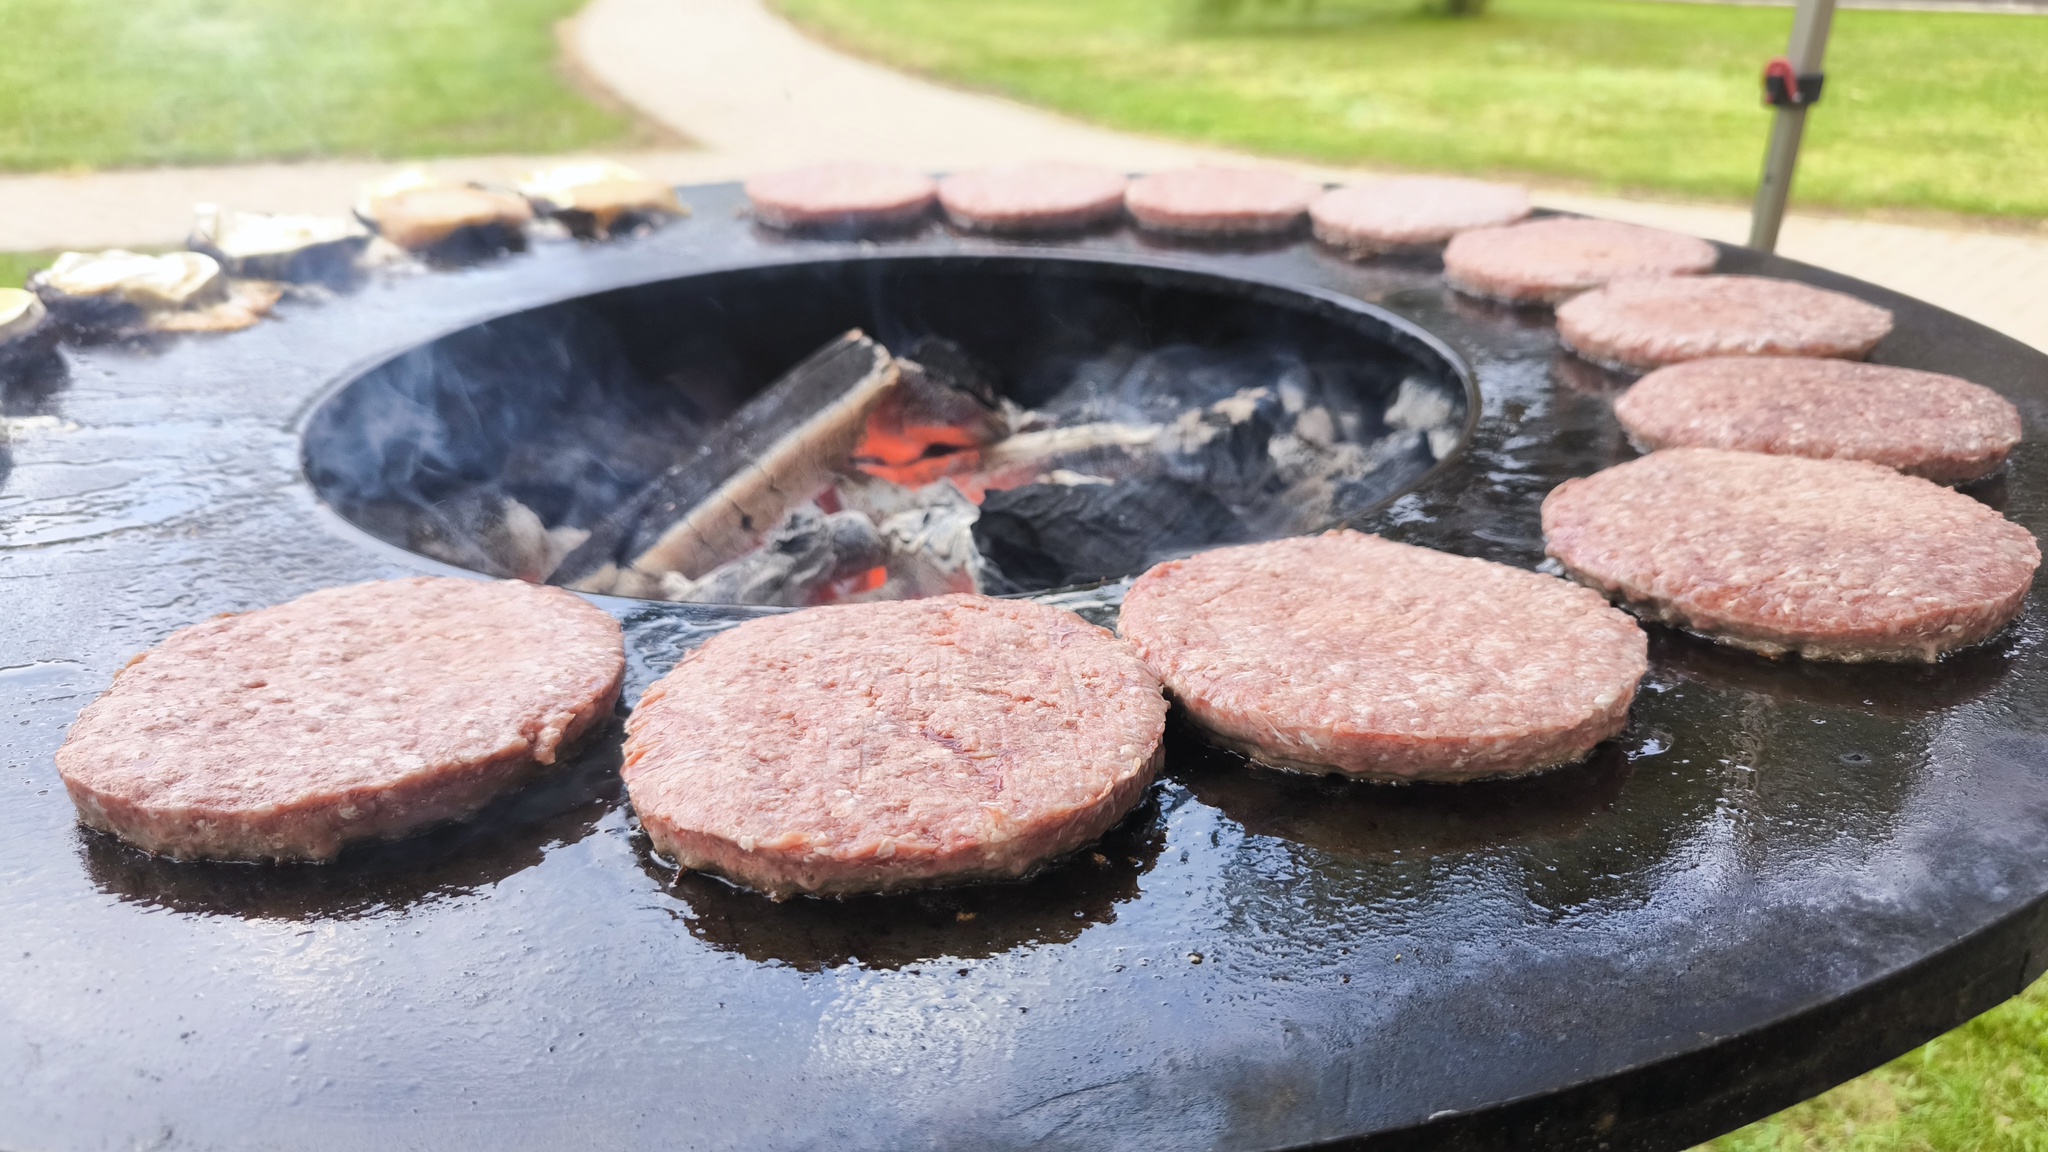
[2,0,2043,352]
[0,152,737,254]
[572,0,2048,351]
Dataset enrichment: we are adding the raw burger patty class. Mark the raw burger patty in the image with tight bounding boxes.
[1614,356,2022,484]
[56,577,626,862]
[1118,532,1648,782]
[1556,275,1894,372]
[939,162,1128,232]
[1124,167,1321,237]
[621,595,1167,898]
[1310,177,1530,253]
[745,162,937,231]
[1542,448,2040,661]
[1442,217,1717,304]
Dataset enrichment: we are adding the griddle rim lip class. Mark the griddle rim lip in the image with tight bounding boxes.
[1261,891,2047,1152]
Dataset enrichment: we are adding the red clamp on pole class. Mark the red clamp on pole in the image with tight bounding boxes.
[1762,56,1824,107]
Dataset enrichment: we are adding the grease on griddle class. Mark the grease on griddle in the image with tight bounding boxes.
[1170,716,1634,863]
[1649,620,2016,715]
[644,789,1167,972]
[83,720,626,921]
[1550,352,1637,397]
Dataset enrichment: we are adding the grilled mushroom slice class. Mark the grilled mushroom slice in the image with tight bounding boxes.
[188,204,371,283]
[356,170,533,263]
[30,250,229,332]
[517,161,687,239]
[0,287,57,365]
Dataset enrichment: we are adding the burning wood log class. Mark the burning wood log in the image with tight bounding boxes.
[973,477,1242,592]
[967,421,1161,494]
[851,342,1011,489]
[545,324,1459,605]
[979,421,1161,466]
[563,331,899,596]
[657,503,887,606]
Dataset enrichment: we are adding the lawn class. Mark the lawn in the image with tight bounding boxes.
[1707,975,2048,1151]
[0,252,54,291]
[0,0,638,173]
[773,0,2048,219]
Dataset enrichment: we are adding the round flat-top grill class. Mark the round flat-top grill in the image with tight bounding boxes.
[3,181,2046,1152]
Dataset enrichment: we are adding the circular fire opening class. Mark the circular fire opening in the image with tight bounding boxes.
[304,253,1470,604]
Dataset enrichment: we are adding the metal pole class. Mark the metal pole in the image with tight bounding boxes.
[1748,0,1839,252]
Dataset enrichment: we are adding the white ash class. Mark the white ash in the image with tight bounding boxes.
[412,493,590,584]
[870,480,988,598]
[1383,376,1463,459]
[1292,406,1338,448]
[659,504,886,606]
[1157,387,1283,498]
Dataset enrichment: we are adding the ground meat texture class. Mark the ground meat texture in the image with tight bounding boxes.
[1118,532,1648,782]
[621,595,1167,898]
[1441,217,1718,304]
[1309,177,1530,254]
[1123,167,1321,237]
[938,162,1128,233]
[55,578,626,862]
[1556,275,1894,372]
[1542,448,2040,662]
[744,162,937,231]
[1614,357,2022,484]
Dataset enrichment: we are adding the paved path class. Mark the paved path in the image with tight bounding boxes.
[1,0,2043,352]
[573,0,2048,352]
[0,152,736,254]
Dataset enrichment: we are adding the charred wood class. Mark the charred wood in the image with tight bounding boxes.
[554,330,897,588]
[1157,387,1283,499]
[974,478,1243,593]
[901,336,1004,410]
[658,504,886,606]
[851,344,1009,486]
[979,422,1160,466]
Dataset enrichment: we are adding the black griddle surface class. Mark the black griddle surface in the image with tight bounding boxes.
[5,184,2048,1152]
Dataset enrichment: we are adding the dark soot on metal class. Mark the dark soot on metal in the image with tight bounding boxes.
[6,184,2048,1152]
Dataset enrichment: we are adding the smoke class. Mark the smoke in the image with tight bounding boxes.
[304,302,701,577]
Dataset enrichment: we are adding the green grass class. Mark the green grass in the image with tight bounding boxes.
[0,0,636,173]
[1707,973,2048,1151]
[0,252,55,290]
[773,0,2048,218]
